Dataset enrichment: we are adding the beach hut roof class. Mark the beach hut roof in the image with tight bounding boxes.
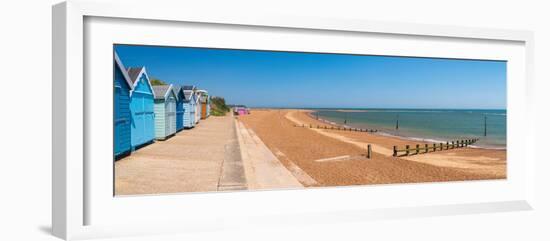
[152,84,176,100]
[183,91,193,100]
[173,85,187,101]
[114,52,134,89]
[126,66,154,96]
[182,86,196,100]
[127,67,144,83]
[173,85,181,94]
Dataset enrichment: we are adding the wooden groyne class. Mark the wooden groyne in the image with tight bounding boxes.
[393,138,479,157]
[294,123,378,133]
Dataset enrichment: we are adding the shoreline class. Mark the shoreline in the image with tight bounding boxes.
[238,109,506,186]
[305,110,506,151]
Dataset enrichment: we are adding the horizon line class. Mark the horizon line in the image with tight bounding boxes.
[233,106,507,110]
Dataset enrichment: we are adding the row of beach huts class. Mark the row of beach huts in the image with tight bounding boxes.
[114,52,211,158]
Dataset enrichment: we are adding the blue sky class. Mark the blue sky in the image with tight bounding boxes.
[115,44,506,109]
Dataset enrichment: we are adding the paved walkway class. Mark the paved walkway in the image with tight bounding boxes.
[235,120,303,190]
[115,115,246,195]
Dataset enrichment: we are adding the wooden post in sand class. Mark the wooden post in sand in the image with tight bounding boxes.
[425,144,429,153]
[393,146,397,157]
[405,145,410,156]
[446,142,449,150]
[440,143,443,151]
[416,144,420,154]
[395,114,399,130]
[433,143,437,152]
[484,115,487,137]
[367,144,372,159]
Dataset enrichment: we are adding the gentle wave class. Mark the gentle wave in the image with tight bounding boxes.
[334,109,506,115]
[312,111,506,150]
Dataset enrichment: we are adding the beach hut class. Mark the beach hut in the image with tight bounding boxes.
[173,86,186,132]
[194,90,202,124]
[207,95,210,117]
[113,52,133,157]
[153,85,177,140]
[198,90,210,119]
[234,105,248,116]
[127,66,156,150]
[182,86,196,128]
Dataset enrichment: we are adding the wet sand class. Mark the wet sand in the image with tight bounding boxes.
[237,109,506,187]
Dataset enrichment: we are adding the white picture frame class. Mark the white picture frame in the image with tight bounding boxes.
[52,1,535,240]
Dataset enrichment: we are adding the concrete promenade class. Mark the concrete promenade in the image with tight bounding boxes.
[115,115,246,195]
[115,114,302,195]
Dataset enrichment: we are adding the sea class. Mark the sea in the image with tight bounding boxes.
[311,109,506,149]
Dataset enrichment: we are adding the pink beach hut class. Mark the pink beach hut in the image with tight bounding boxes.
[234,106,248,115]
[237,108,247,115]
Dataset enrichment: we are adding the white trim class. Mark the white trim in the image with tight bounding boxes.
[194,91,202,104]
[164,84,174,100]
[113,52,134,89]
[128,66,154,97]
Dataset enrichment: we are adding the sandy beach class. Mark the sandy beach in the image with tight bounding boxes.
[237,109,506,187]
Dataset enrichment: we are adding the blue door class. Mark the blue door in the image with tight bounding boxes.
[131,92,145,147]
[114,70,131,156]
[114,87,124,155]
[144,95,155,141]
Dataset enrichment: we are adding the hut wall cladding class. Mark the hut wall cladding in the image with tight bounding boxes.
[183,101,194,128]
[113,59,131,156]
[175,89,185,131]
[130,73,155,148]
[154,86,177,140]
[190,101,196,126]
[201,94,209,119]
[154,99,166,138]
[188,92,196,127]
[201,102,207,119]
[165,92,177,136]
[195,98,201,124]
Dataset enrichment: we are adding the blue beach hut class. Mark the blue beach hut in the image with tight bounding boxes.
[182,86,196,128]
[127,66,156,149]
[113,52,133,157]
[153,85,178,140]
[174,86,186,132]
